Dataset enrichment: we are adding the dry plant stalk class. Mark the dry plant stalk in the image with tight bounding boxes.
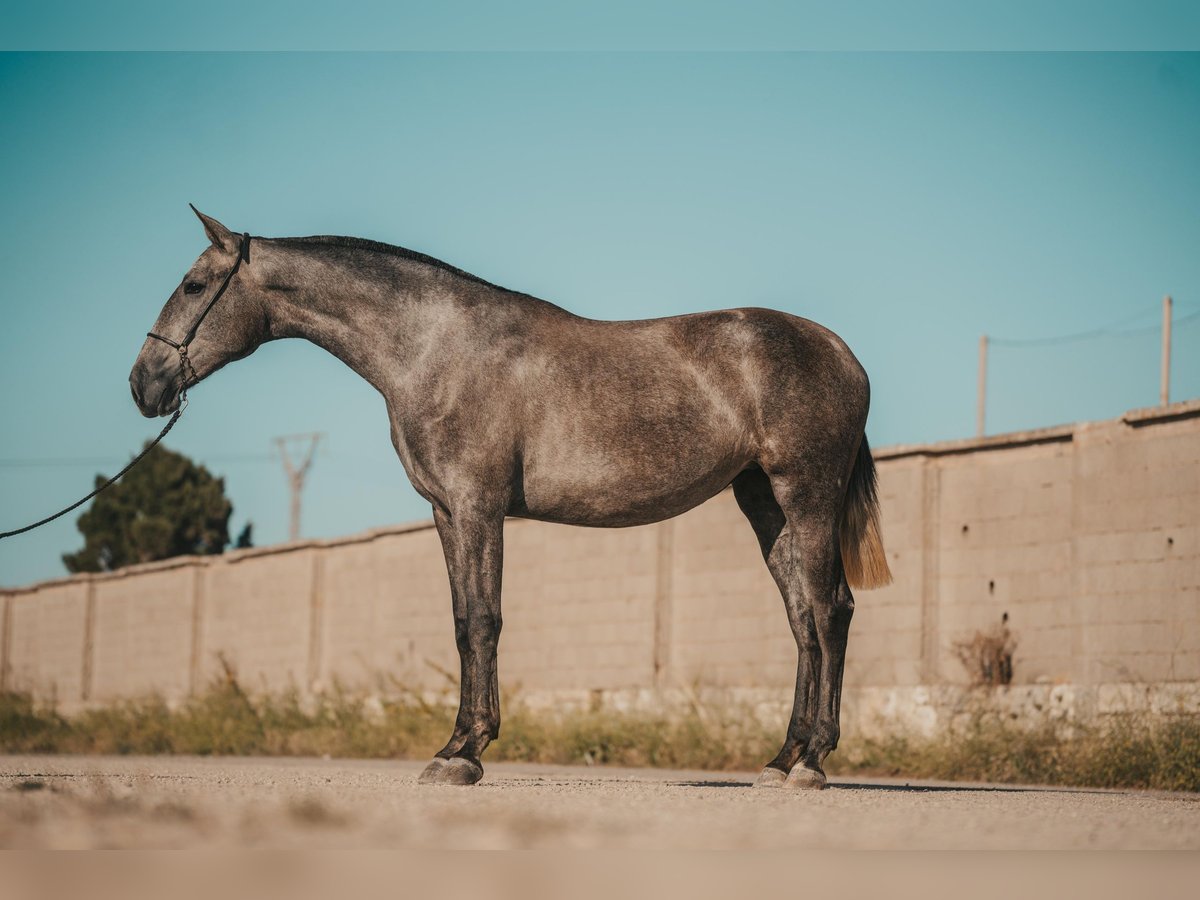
[954,613,1016,686]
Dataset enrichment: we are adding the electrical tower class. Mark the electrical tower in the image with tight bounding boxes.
[274,433,324,542]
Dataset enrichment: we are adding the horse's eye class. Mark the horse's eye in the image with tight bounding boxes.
[184,281,205,294]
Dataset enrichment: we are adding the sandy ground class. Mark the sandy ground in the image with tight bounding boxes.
[0,754,1197,850]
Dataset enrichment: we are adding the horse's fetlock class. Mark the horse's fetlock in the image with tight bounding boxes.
[811,722,840,753]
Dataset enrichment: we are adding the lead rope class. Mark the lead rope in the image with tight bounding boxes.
[2,230,246,541]
[0,346,195,541]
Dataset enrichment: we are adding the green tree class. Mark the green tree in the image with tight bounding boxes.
[234,522,254,549]
[62,443,233,572]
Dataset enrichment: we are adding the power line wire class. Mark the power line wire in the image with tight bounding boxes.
[0,448,398,471]
[0,453,274,469]
[991,302,1200,347]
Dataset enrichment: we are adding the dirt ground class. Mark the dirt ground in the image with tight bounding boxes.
[1,754,1197,850]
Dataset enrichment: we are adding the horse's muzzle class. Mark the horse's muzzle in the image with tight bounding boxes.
[129,361,181,418]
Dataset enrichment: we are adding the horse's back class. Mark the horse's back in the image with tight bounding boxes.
[509,305,869,526]
[573,306,870,438]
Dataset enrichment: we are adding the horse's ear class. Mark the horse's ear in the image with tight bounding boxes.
[189,204,237,252]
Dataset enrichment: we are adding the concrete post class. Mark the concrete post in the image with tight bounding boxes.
[0,594,11,692]
[1161,295,1172,406]
[188,565,207,695]
[653,519,675,686]
[80,580,97,701]
[919,457,942,683]
[307,551,326,691]
[977,335,988,437]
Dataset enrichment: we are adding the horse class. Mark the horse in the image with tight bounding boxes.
[130,207,892,788]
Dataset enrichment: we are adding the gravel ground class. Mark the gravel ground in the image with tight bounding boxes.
[1,755,1197,850]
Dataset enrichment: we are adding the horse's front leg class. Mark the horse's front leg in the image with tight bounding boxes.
[418,500,505,786]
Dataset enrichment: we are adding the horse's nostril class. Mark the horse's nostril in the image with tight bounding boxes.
[130,376,145,408]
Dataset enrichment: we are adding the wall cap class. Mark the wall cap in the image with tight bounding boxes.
[874,422,1074,461]
[1122,397,1200,428]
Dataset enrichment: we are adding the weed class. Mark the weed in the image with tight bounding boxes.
[953,613,1016,686]
[1,675,1196,792]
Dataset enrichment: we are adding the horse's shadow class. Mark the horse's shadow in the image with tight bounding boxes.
[668,780,1113,795]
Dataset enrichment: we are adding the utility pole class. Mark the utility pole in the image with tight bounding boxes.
[274,433,324,542]
[1161,295,1172,406]
[976,334,988,438]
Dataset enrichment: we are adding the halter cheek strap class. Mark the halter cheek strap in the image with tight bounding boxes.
[147,231,252,352]
[0,232,253,541]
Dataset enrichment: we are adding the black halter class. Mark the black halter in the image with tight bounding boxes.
[147,231,252,352]
[0,230,253,541]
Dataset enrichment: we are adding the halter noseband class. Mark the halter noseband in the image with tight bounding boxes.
[147,231,252,353]
[0,232,253,540]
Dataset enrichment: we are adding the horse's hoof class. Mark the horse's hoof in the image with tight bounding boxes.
[417,758,447,783]
[752,767,788,788]
[785,765,827,791]
[418,756,483,785]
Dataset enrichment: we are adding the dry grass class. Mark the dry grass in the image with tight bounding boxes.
[953,615,1017,686]
[2,675,1197,792]
[828,714,1200,792]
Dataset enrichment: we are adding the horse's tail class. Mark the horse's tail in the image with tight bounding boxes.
[839,435,892,590]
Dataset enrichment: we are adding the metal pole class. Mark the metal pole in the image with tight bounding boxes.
[274,433,323,542]
[1161,295,1172,407]
[288,472,303,542]
[976,335,988,437]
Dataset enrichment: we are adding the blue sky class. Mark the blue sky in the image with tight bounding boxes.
[1,48,1198,586]
[4,2,1200,50]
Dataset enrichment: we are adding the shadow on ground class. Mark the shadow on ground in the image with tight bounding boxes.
[667,779,1114,794]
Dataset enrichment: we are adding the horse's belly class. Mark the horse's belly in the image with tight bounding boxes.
[513,344,759,526]
[514,453,748,528]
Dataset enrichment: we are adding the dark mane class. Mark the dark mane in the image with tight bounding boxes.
[274,235,515,294]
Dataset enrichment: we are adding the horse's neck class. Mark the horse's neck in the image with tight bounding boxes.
[263,244,471,396]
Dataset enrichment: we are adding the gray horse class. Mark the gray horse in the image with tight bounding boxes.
[130,208,892,789]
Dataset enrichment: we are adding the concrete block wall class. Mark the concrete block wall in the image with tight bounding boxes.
[319,525,456,693]
[848,456,927,688]
[934,438,1076,685]
[90,565,194,702]
[1071,411,1200,685]
[2,399,1197,728]
[199,547,317,693]
[666,493,791,689]
[501,518,660,692]
[3,581,89,704]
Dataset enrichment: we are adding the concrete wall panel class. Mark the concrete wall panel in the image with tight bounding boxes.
[6,582,89,704]
[321,528,455,693]
[503,518,659,692]
[90,566,194,702]
[198,550,315,692]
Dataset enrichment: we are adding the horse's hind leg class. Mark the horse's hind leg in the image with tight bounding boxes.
[732,468,818,782]
[803,572,854,779]
[733,466,850,790]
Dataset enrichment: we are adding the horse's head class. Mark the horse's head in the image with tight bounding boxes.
[129,207,269,417]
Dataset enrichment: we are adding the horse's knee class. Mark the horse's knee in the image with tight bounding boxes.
[452,616,470,653]
[836,585,855,618]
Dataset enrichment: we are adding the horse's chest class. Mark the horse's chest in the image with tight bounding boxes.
[387,416,446,504]
[387,406,514,505]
